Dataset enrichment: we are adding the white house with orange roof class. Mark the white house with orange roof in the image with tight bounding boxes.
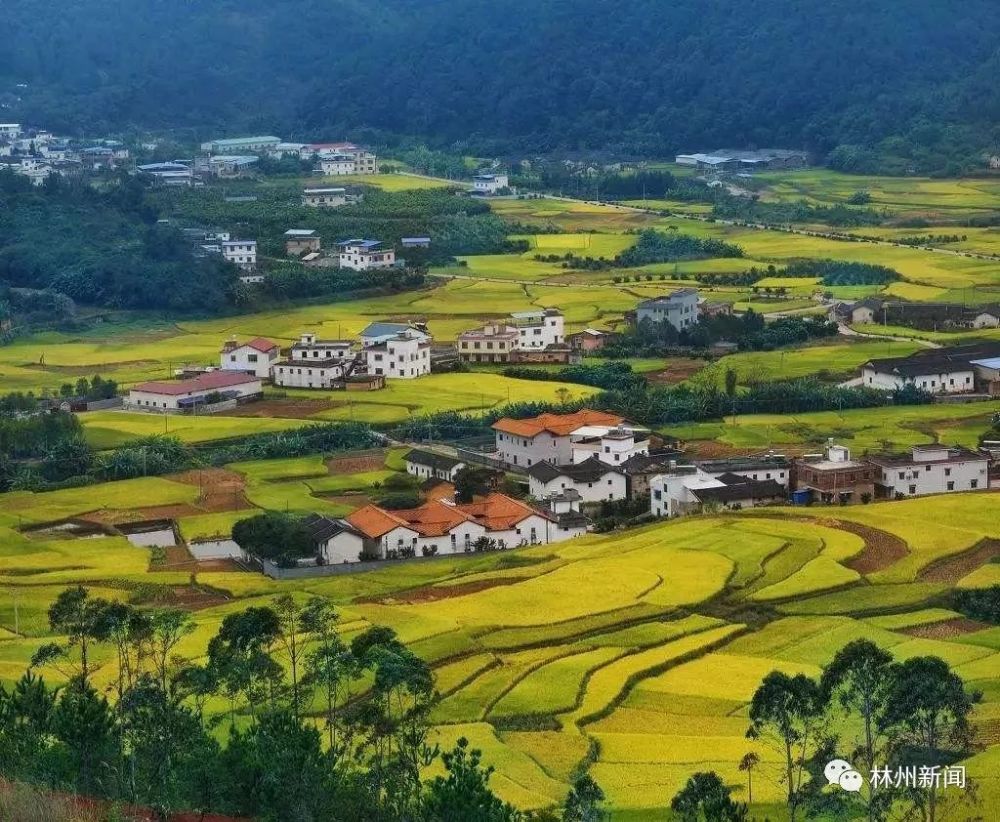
[492,409,626,468]
[340,490,583,562]
[219,336,281,379]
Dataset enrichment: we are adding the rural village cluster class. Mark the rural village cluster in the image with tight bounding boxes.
[5,122,1000,575]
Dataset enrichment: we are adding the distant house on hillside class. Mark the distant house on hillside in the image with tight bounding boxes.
[634,290,700,331]
[285,229,321,256]
[127,372,262,412]
[472,173,509,195]
[337,239,395,271]
[200,136,281,154]
[302,187,346,208]
[404,449,466,482]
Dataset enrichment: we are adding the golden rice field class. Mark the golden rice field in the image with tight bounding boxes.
[0,463,997,820]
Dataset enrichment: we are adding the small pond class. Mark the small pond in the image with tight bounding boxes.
[118,521,177,548]
[189,539,243,560]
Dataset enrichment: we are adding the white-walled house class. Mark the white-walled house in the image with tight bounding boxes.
[221,239,257,270]
[527,458,628,503]
[302,187,346,207]
[473,173,509,194]
[404,449,466,482]
[571,425,650,466]
[634,290,700,332]
[272,332,357,388]
[302,515,367,564]
[337,239,395,270]
[220,337,281,379]
[861,355,975,394]
[869,445,990,498]
[492,409,625,468]
[363,331,430,379]
[693,455,792,488]
[650,469,785,517]
[510,308,564,350]
[128,372,262,411]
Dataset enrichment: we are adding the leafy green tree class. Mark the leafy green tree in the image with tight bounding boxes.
[454,466,498,503]
[302,596,357,751]
[670,771,747,822]
[422,737,523,821]
[32,585,112,682]
[563,773,607,821]
[231,511,315,565]
[50,677,116,796]
[746,672,825,822]
[879,657,979,822]
[207,606,283,719]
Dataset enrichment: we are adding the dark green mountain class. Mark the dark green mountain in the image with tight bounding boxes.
[2,0,997,169]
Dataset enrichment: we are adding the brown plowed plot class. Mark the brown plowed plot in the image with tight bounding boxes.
[364,577,520,604]
[326,451,386,473]
[646,357,708,385]
[81,504,201,525]
[917,539,1000,584]
[900,618,991,639]
[222,398,335,419]
[171,468,253,512]
[151,543,197,571]
[835,520,909,574]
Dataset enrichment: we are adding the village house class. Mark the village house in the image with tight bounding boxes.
[634,290,700,332]
[861,351,977,394]
[341,491,578,561]
[0,124,22,141]
[206,155,259,177]
[694,454,792,488]
[318,154,355,175]
[302,187,346,208]
[650,468,785,517]
[302,515,367,564]
[472,173,509,195]
[136,161,194,186]
[538,490,592,537]
[360,322,431,347]
[527,458,628,503]
[219,337,281,379]
[570,424,650,466]
[492,409,626,468]
[401,237,431,249]
[869,445,990,499]
[619,450,689,498]
[337,239,396,271]
[793,443,877,505]
[830,298,884,325]
[201,136,281,154]
[221,239,257,271]
[271,332,357,389]
[404,449,467,482]
[457,308,566,364]
[363,329,431,379]
[127,371,262,412]
[285,229,322,256]
[568,328,612,352]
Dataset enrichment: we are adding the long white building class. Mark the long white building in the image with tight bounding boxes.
[869,445,990,498]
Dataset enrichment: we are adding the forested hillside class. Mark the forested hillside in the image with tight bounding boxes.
[2,0,998,170]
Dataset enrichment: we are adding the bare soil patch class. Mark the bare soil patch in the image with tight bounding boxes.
[646,357,708,385]
[917,538,1000,584]
[222,397,336,419]
[363,576,521,605]
[170,468,253,512]
[81,504,201,526]
[834,520,910,575]
[150,543,196,571]
[326,451,386,474]
[900,618,992,639]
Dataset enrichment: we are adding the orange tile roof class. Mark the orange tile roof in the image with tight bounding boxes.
[395,499,475,537]
[244,336,279,353]
[346,505,411,538]
[458,493,548,530]
[492,409,624,438]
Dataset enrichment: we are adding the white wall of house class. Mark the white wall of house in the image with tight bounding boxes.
[221,345,278,379]
[319,531,365,564]
[529,470,627,503]
[222,240,256,269]
[339,246,395,270]
[418,521,488,556]
[365,337,430,379]
[875,456,989,498]
[272,362,345,389]
[861,367,975,394]
[487,514,553,548]
[405,461,464,481]
[716,465,790,488]
[127,379,261,411]
[515,313,564,349]
[572,433,649,466]
[496,430,572,468]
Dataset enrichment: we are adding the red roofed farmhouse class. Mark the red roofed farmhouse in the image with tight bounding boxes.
[127,371,262,411]
[492,409,624,467]
[220,336,281,379]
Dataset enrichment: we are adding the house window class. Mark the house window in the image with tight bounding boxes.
[971,479,978,489]
[947,481,955,491]
[909,485,916,495]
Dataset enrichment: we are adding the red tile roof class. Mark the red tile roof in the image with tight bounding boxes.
[131,371,260,396]
[346,505,412,539]
[492,409,624,438]
[458,493,545,530]
[244,337,279,353]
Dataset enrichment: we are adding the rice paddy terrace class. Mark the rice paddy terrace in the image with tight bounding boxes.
[1,463,997,820]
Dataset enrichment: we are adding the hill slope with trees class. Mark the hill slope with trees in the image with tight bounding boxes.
[1,0,998,171]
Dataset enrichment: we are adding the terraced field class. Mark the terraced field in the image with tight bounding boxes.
[1,473,997,819]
